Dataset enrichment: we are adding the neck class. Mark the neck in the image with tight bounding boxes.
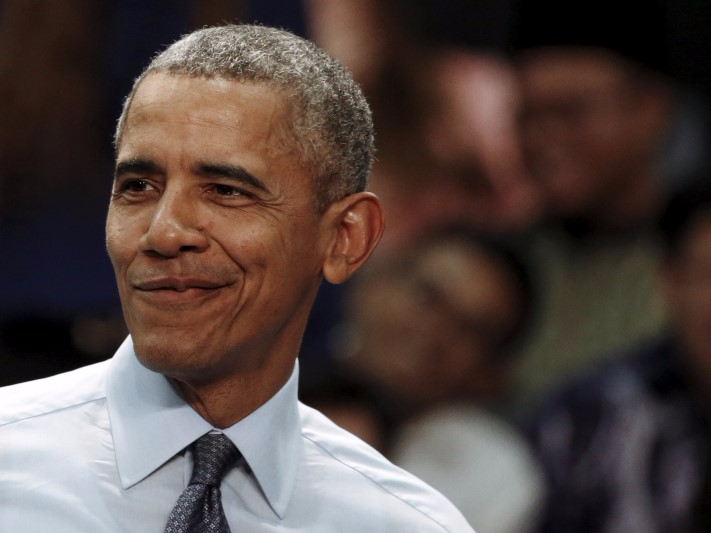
[169,359,294,428]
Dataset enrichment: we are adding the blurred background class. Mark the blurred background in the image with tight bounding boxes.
[3,1,711,531]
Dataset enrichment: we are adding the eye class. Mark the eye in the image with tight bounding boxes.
[211,183,244,197]
[112,178,156,200]
[205,183,257,206]
[121,179,151,192]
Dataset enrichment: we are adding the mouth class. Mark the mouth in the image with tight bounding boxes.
[134,277,227,292]
[131,277,231,305]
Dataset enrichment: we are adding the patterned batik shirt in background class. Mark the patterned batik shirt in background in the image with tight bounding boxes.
[527,336,711,533]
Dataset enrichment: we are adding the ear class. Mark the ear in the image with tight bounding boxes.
[321,192,385,284]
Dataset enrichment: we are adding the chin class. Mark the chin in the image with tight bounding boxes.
[131,330,207,376]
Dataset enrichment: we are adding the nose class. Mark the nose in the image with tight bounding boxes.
[138,188,209,257]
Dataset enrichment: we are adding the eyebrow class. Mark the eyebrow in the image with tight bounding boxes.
[114,158,159,179]
[196,162,269,193]
[113,159,270,194]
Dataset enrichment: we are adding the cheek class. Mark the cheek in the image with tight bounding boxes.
[214,220,281,275]
[580,118,636,164]
[105,214,131,268]
[105,206,150,277]
[214,218,316,299]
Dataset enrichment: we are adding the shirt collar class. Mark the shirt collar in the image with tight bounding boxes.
[106,336,302,518]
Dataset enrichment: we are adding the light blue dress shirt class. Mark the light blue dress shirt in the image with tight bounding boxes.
[0,337,474,532]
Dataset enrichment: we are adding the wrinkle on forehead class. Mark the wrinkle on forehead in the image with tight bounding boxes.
[124,73,301,160]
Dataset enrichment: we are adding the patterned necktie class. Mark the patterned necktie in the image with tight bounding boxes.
[165,433,241,533]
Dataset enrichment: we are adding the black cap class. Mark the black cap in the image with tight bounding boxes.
[511,0,670,75]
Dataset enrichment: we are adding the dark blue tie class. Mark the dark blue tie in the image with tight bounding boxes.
[165,433,241,532]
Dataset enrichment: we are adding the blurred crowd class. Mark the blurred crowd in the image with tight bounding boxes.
[2,0,711,531]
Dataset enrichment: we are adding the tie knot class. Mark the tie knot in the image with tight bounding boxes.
[190,433,240,487]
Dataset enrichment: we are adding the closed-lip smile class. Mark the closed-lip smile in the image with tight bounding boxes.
[133,277,228,292]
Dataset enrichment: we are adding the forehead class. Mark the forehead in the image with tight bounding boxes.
[416,241,518,321]
[416,242,513,304]
[121,73,294,152]
[117,73,319,203]
[520,48,627,95]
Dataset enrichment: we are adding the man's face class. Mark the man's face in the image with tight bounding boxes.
[106,73,329,385]
[349,241,519,407]
[518,49,650,217]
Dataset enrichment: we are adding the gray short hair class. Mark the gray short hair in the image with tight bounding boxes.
[114,24,374,211]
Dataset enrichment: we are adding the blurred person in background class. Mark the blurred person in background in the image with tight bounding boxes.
[526,178,711,532]
[340,226,545,533]
[506,0,711,418]
[300,0,543,368]
[305,0,541,257]
[298,360,395,453]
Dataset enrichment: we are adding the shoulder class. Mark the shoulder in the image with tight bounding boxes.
[392,406,544,532]
[298,403,475,532]
[526,337,677,445]
[0,361,109,427]
[395,405,541,476]
[544,338,672,410]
